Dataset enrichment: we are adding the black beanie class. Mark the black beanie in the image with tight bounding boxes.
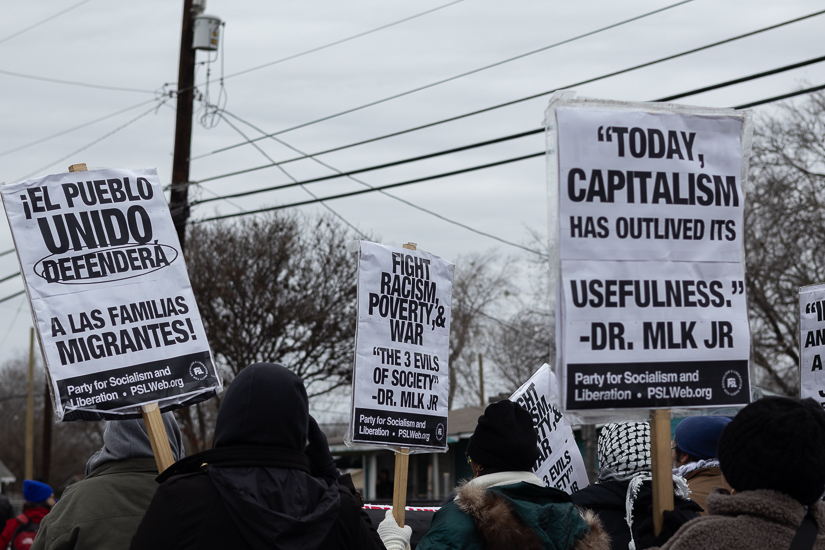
[717,396,825,505]
[466,400,539,472]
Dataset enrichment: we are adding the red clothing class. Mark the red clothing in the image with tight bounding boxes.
[0,507,49,549]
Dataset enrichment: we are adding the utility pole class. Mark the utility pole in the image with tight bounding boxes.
[169,0,198,249]
[25,328,34,481]
[477,353,485,407]
[41,378,53,484]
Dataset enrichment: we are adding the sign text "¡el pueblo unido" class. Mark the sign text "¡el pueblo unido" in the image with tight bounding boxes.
[548,95,753,412]
[350,241,453,451]
[1,168,221,421]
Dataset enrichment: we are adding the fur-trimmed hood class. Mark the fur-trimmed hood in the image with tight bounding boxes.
[453,475,610,550]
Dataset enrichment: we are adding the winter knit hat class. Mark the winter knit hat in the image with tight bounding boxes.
[718,396,825,505]
[674,416,731,460]
[23,480,53,503]
[466,400,539,472]
[598,422,651,482]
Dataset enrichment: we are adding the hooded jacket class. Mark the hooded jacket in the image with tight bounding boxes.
[650,488,825,550]
[417,471,610,550]
[130,363,383,550]
[571,480,701,550]
[31,413,184,550]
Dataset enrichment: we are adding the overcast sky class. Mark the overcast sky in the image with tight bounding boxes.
[1,0,824,416]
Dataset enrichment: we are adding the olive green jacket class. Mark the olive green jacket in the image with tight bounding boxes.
[31,458,160,550]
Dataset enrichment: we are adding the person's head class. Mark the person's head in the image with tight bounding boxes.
[717,396,825,505]
[85,412,184,476]
[214,363,309,450]
[672,416,731,467]
[598,422,651,482]
[465,400,539,477]
[23,480,55,509]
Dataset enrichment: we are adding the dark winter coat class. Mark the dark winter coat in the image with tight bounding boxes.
[31,458,160,550]
[650,489,825,550]
[130,363,383,550]
[571,479,701,550]
[417,472,610,550]
[0,495,12,529]
[32,414,184,550]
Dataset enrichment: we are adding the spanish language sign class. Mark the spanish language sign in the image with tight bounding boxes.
[510,364,589,494]
[349,241,453,450]
[1,168,221,421]
[800,284,825,407]
[548,96,752,411]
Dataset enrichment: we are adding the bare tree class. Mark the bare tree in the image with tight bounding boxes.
[744,91,825,395]
[486,309,554,393]
[0,357,104,494]
[447,252,516,409]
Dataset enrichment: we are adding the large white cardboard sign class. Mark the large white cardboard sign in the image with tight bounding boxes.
[349,241,453,450]
[510,364,589,494]
[1,168,221,421]
[548,95,752,412]
[800,284,825,406]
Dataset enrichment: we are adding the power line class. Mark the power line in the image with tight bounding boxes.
[18,98,169,181]
[0,249,15,258]
[192,152,544,223]
[0,67,157,94]
[191,53,825,203]
[216,111,367,238]
[0,272,20,284]
[191,0,694,160]
[0,98,160,158]
[191,8,825,164]
[188,82,825,225]
[0,290,25,304]
[190,128,539,200]
[0,0,94,46]
[217,0,467,81]
[220,109,545,257]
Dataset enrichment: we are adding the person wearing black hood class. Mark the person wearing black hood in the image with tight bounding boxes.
[129,363,383,550]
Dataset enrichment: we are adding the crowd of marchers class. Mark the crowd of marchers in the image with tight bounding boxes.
[1,362,824,550]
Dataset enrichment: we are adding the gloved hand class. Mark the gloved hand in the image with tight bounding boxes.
[305,416,339,480]
[378,509,413,550]
[635,508,693,549]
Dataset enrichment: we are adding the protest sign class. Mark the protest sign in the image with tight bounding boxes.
[349,241,453,451]
[547,95,752,412]
[510,364,589,494]
[800,284,825,407]
[1,168,221,421]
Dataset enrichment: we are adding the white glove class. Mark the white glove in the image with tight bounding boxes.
[377,509,413,550]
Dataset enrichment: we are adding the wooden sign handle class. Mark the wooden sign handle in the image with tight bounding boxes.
[650,409,674,535]
[67,162,175,475]
[142,403,176,473]
[391,243,417,526]
[392,447,410,526]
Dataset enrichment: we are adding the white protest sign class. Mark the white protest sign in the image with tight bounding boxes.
[349,241,453,450]
[510,364,589,494]
[1,168,221,421]
[800,284,825,406]
[548,96,752,412]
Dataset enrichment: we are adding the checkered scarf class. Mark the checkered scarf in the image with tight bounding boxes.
[597,422,691,550]
[597,422,651,483]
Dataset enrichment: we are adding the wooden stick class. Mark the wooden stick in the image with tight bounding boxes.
[141,403,176,473]
[391,242,417,526]
[392,447,410,526]
[66,162,176,475]
[650,409,674,535]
